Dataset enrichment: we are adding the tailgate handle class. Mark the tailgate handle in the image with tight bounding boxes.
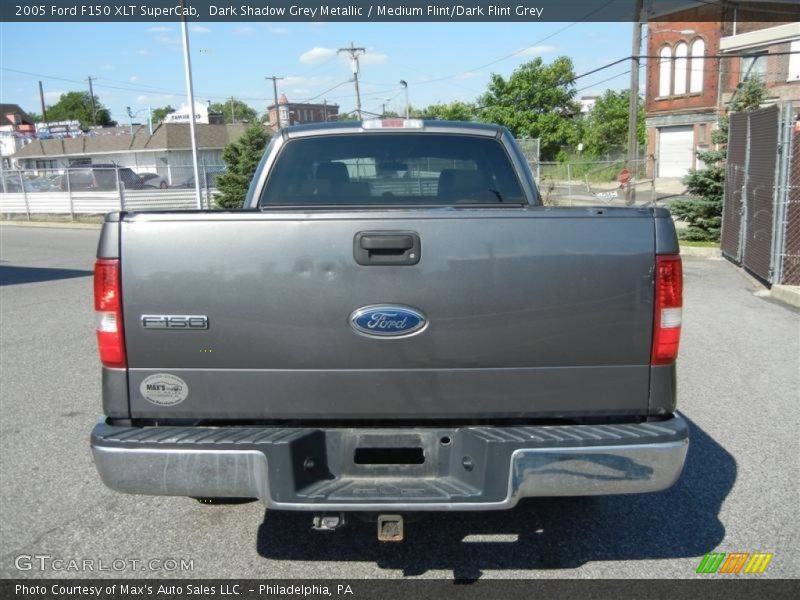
[354,231,421,266]
[360,234,414,251]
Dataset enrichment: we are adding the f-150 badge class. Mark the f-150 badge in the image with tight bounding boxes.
[141,315,208,329]
[350,305,427,338]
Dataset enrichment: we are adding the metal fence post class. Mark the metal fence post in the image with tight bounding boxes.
[566,163,572,206]
[771,102,793,284]
[737,117,751,261]
[66,167,74,221]
[202,162,210,209]
[18,170,30,220]
[115,165,124,211]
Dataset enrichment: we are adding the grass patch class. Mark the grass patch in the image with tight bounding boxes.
[679,240,720,248]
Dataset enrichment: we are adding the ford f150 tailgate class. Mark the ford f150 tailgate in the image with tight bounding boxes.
[112,207,666,420]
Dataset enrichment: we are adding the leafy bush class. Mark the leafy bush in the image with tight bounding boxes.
[671,76,767,242]
[215,123,271,209]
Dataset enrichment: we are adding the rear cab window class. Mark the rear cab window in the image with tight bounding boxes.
[260,133,527,207]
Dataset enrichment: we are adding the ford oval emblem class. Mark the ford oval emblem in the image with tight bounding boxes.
[350,305,427,338]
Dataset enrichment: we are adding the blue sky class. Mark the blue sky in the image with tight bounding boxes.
[0,21,634,123]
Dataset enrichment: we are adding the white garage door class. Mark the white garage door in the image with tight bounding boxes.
[658,126,694,178]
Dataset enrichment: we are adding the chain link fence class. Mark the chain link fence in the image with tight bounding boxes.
[0,165,226,219]
[720,101,800,286]
[776,102,800,286]
[515,138,540,182]
[537,158,655,206]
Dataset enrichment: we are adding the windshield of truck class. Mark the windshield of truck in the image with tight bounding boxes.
[259,133,526,207]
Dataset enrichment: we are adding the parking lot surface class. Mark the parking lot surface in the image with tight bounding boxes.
[1,225,798,579]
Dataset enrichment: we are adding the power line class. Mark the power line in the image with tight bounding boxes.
[410,0,622,86]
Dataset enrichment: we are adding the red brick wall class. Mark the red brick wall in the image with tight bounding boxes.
[646,20,722,116]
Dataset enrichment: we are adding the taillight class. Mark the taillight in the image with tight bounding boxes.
[651,255,683,365]
[94,258,126,368]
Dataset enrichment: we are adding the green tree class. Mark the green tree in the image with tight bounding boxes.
[477,57,580,160]
[671,76,767,241]
[209,98,258,123]
[579,89,645,158]
[151,105,176,123]
[336,112,361,121]
[214,123,271,209]
[45,91,115,127]
[411,101,477,121]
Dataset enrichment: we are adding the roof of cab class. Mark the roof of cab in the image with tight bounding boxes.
[283,120,504,139]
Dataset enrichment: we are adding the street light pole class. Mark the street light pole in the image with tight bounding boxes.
[400,80,409,119]
[626,0,643,205]
[179,2,202,209]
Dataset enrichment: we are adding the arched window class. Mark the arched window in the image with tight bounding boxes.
[690,38,705,93]
[674,42,688,95]
[659,46,672,96]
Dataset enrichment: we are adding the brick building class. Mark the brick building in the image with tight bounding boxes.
[645,4,800,178]
[266,94,339,131]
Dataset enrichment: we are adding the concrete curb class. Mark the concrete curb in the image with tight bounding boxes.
[770,285,800,309]
[0,220,101,230]
[679,245,721,258]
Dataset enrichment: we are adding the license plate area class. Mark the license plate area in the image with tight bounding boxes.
[347,432,437,475]
[354,446,425,465]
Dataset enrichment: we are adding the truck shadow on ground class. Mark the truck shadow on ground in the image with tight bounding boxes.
[255,417,733,578]
[0,265,92,286]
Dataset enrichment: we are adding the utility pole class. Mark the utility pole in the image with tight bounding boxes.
[338,42,365,119]
[38,81,48,123]
[400,80,409,119]
[87,76,97,125]
[266,76,284,128]
[625,0,643,205]
[229,96,235,123]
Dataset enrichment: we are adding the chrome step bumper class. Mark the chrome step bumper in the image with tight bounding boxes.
[91,415,689,511]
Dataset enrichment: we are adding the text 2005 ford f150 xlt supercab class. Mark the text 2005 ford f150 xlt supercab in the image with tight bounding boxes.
[90,120,688,535]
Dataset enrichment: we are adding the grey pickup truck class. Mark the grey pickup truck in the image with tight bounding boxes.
[91,119,688,539]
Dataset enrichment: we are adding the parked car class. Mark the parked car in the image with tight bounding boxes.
[175,169,225,189]
[139,173,168,190]
[59,164,144,191]
[1,175,46,193]
[90,120,687,540]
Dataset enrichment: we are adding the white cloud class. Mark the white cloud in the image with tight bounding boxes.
[129,75,139,83]
[269,27,289,35]
[190,25,211,34]
[516,45,558,57]
[359,52,389,66]
[147,26,171,33]
[102,64,115,71]
[137,49,151,56]
[232,26,256,35]
[300,47,336,64]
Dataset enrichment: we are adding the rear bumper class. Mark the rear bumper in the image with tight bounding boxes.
[91,415,689,511]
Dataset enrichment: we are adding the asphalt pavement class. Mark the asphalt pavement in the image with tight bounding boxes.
[0,225,798,579]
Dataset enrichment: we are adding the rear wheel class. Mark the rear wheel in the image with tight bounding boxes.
[159,181,168,189]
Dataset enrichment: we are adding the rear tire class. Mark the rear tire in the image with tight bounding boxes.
[160,182,168,189]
